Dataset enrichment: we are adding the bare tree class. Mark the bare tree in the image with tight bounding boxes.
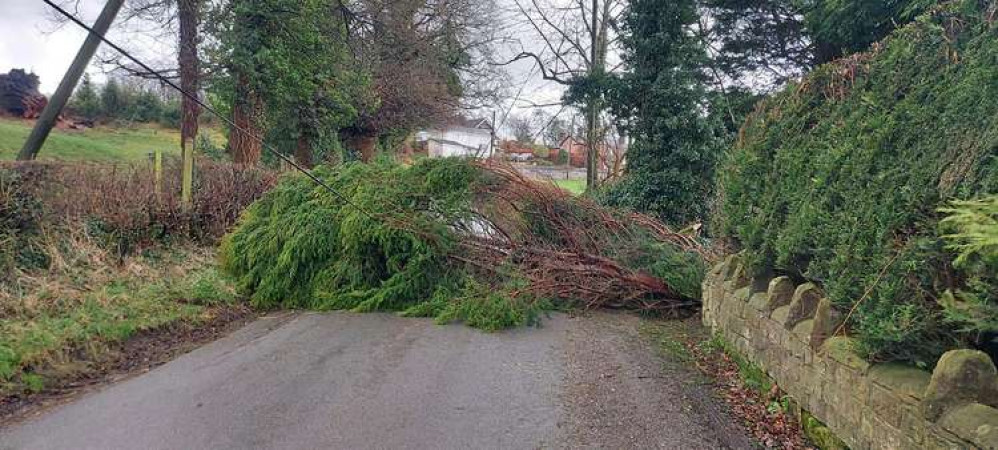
[501,0,626,190]
[506,114,537,143]
[339,0,507,161]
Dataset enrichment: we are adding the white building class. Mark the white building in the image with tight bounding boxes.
[418,118,494,158]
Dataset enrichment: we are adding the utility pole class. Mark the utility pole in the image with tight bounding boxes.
[18,0,125,161]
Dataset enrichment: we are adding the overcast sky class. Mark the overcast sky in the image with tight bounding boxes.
[0,0,572,132]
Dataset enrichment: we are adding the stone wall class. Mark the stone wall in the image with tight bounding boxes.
[702,255,998,449]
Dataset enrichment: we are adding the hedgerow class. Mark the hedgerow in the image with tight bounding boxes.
[717,0,998,366]
[220,158,708,330]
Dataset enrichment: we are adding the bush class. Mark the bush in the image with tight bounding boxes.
[0,160,277,261]
[717,0,998,366]
[939,196,998,341]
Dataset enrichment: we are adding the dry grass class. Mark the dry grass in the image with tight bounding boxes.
[0,159,273,395]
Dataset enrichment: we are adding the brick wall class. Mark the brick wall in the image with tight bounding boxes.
[703,255,998,449]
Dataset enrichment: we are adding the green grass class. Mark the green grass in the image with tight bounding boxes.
[552,178,586,195]
[0,261,238,395]
[0,117,224,161]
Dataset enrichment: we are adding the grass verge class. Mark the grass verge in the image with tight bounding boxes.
[0,245,244,400]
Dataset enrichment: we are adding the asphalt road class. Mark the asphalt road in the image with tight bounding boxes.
[1,312,751,450]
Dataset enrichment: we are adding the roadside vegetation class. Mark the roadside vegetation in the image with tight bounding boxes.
[0,161,273,397]
[717,0,998,367]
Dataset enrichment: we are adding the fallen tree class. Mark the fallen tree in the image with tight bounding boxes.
[221,158,708,330]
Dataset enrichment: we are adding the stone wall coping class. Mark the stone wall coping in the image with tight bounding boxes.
[703,256,998,449]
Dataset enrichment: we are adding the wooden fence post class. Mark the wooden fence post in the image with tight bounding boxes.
[154,149,163,196]
[181,149,193,208]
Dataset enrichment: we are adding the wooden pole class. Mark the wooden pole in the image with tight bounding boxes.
[181,148,193,207]
[18,0,125,161]
[154,149,163,196]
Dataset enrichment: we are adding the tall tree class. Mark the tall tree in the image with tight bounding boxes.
[338,0,503,161]
[213,0,364,165]
[71,74,101,120]
[100,0,205,157]
[504,0,626,191]
[177,0,201,168]
[601,0,720,226]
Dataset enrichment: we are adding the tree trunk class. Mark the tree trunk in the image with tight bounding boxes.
[584,0,601,192]
[295,133,314,168]
[230,75,263,165]
[178,0,200,160]
[343,129,378,162]
[585,101,599,191]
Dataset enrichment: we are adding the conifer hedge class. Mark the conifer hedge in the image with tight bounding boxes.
[718,0,998,366]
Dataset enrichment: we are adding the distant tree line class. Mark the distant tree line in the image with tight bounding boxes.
[69,74,182,127]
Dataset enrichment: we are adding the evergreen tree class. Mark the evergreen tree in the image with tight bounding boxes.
[131,90,165,123]
[72,74,101,120]
[211,0,365,165]
[600,0,721,226]
[100,78,125,118]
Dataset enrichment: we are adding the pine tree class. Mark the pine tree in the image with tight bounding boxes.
[100,78,124,119]
[600,0,720,226]
[72,74,101,120]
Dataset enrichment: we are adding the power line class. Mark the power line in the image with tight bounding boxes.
[39,0,378,220]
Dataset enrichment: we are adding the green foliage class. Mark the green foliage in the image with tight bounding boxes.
[221,158,705,329]
[703,0,936,88]
[69,76,177,127]
[0,167,49,278]
[220,159,476,313]
[718,0,998,365]
[210,0,367,162]
[71,74,101,120]
[803,0,934,63]
[598,0,722,226]
[938,196,998,337]
[402,279,551,332]
[100,78,123,118]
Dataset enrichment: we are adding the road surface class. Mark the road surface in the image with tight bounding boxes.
[0,312,751,449]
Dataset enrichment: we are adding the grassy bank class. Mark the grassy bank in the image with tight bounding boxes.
[0,117,224,161]
[1,161,275,400]
[0,245,241,397]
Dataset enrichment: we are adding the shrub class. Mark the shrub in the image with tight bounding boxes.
[938,196,998,341]
[0,166,49,277]
[0,160,276,262]
[717,0,998,366]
